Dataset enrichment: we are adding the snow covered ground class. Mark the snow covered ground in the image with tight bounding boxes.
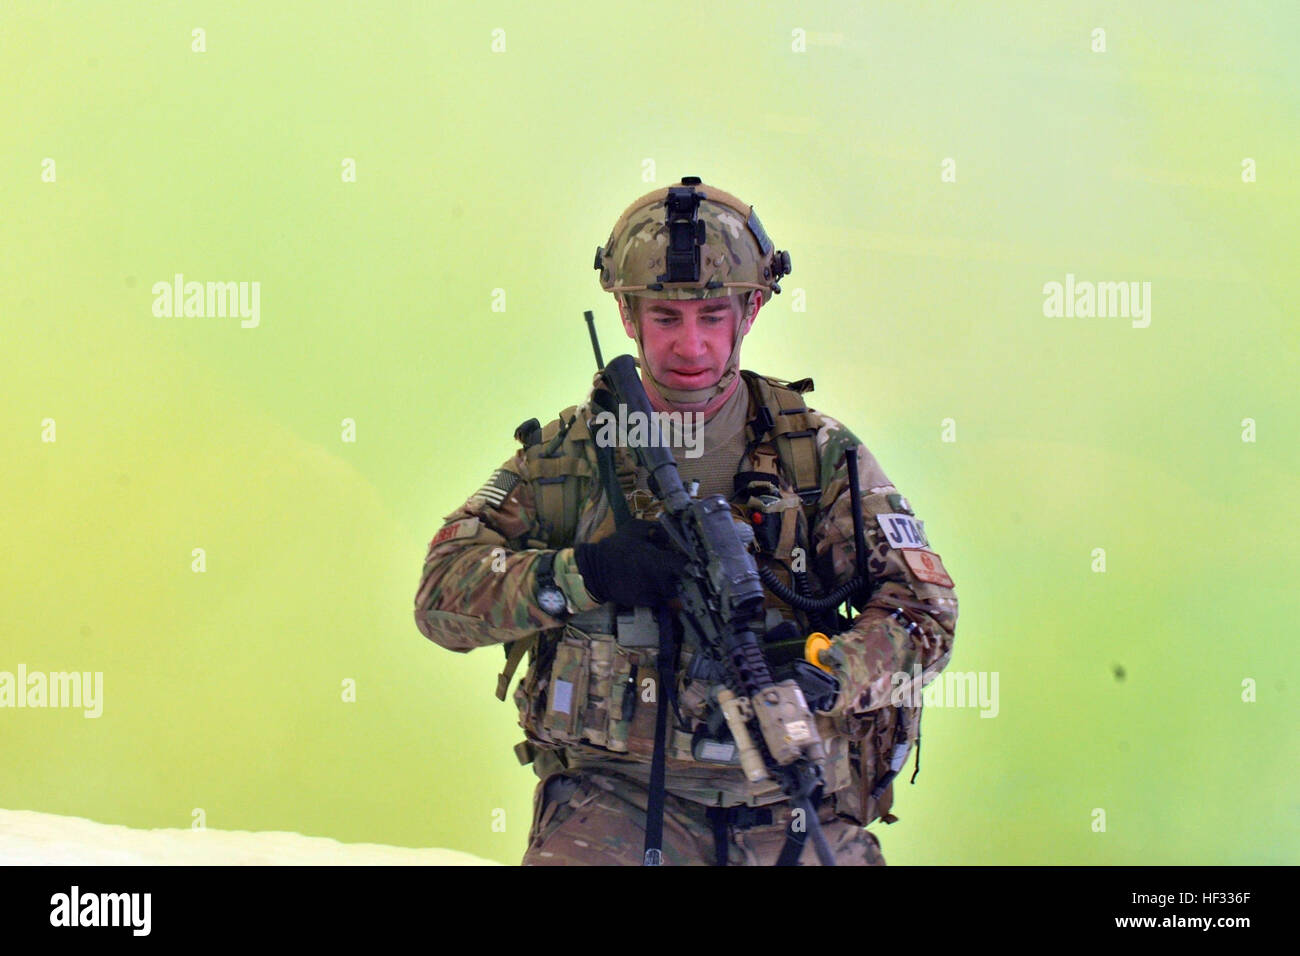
[0,809,498,865]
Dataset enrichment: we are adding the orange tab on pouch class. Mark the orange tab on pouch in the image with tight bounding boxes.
[900,548,953,588]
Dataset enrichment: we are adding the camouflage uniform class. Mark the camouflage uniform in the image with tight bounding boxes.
[414,374,958,865]
[414,177,958,865]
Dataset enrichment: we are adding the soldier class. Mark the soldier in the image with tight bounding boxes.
[414,177,959,865]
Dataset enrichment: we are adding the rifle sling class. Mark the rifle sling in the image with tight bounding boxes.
[643,605,679,866]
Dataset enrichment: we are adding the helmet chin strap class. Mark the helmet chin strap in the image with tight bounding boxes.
[634,311,747,406]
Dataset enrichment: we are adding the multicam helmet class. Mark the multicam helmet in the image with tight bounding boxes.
[594,176,792,403]
[595,176,791,301]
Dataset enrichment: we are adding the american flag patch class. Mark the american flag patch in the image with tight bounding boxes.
[469,469,521,509]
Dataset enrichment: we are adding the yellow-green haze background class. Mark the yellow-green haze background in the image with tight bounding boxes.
[2,1,1296,865]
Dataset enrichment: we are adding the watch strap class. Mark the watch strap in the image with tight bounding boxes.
[536,549,559,590]
[535,550,568,617]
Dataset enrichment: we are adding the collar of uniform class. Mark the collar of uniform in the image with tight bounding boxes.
[626,376,752,461]
[692,375,753,454]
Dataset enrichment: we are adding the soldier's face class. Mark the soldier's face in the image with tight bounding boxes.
[620,293,758,394]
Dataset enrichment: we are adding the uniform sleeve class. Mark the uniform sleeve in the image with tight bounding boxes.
[808,417,959,717]
[413,449,601,653]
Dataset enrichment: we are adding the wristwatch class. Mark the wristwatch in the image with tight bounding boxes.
[535,550,569,618]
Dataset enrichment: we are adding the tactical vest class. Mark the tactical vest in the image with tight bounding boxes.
[503,370,913,826]
[516,370,822,548]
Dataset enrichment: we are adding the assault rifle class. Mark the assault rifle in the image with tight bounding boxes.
[589,345,839,866]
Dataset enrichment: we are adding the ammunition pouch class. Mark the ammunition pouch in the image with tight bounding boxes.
[517,606,653,755]
[832,703,923,826]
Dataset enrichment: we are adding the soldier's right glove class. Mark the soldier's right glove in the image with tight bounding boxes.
[573,518,687,607]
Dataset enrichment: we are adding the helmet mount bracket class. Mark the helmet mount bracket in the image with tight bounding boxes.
[659,185,706,285]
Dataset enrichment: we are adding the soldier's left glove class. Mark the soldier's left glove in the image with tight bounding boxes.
[573,518,686,607]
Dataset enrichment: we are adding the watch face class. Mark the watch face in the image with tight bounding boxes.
[538,587,567,616]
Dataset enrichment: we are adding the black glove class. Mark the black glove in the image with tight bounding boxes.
[573,518,687,607]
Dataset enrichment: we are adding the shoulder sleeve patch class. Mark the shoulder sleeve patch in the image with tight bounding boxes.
[900,548,954,588]
[886,493,913,515]
[469,469,522,509]
[429,515,481,548]
[875,512,928,549]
